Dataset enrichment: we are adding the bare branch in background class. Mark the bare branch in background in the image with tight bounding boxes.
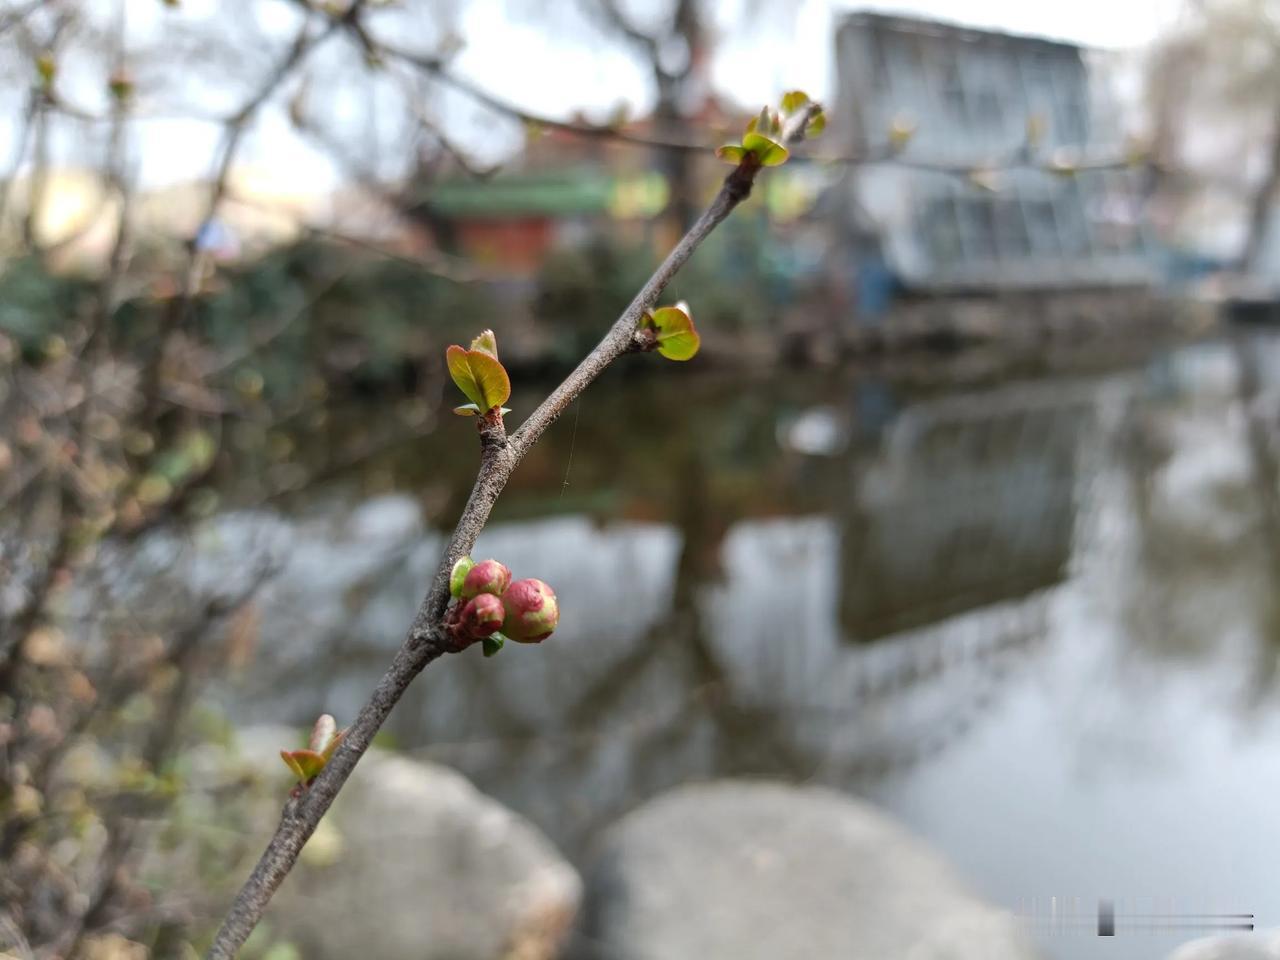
[204,96,824,960]
[0,89,37,230]
[346,15,1146,183]
[130,4,351,434]
[21,79,51,251]
[178,9,346,312]
[0,0,46,39]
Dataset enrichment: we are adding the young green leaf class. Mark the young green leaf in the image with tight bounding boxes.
[470,329,498,358]
[742,132,789,166]
[781,90,810,114]
[446,344,511,412]
[805,110,827,138]
[450,556,475,598]
[453,403,511,417]
[716,144,747,164]
[482,634,505,657]
[649,305,701,361]
[280,751,304,782]
[280,749,327,784]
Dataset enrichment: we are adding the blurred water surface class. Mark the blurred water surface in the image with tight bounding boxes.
[214,332,1280,960]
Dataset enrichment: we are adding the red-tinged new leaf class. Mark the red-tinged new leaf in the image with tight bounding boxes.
[320,729,345,762]
[280,750,305,781]
[453,403,481,417]
[650,306,701,361]
[308,714,337,753]
[281,749,328,783]
[447,345,511,412]
[716,144,747,164]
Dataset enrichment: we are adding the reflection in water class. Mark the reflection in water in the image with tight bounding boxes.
[839,381,1086,640]
[214,335,1280,960]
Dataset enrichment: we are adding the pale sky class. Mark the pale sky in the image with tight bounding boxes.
[458,0,1190,118]
[7,0,1192,195]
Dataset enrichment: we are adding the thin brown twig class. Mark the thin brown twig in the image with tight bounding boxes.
[137,7,346,430]
[203,99,824,960]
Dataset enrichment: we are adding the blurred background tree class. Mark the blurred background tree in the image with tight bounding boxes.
[1145,0,1280,271]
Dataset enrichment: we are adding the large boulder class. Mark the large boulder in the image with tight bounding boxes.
[579,780,1039,960]
[234,727,581,960]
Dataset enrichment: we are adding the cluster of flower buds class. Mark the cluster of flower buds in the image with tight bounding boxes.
[448,556,559,656]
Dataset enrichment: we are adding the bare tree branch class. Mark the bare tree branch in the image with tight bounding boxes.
[0,0,46,39]
[0,87,37,229]
[346,18,1145,179]
[203,99,824,960]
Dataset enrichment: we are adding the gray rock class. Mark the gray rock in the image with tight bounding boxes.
[1167,931,1280,959]
[580,780,1039,960]
[235,727,581,960]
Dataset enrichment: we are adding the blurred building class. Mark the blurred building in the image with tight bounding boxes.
[409,103,726,277]
[830,11,1155,304]
[412,97,820,283]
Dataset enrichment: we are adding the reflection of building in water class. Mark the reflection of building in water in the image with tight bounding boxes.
[830,12,1153,299]
[703,515,1053,782]
[839,381,1095,640]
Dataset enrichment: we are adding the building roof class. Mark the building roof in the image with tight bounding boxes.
[426,172,615,218]
[838,9,1085,54]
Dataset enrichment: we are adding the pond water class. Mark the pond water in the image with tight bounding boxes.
[214,331,1280,960]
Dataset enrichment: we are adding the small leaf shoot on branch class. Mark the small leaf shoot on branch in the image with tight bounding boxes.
[716,90,826,167]
[1046,148,1079,177]
[449,556,476,598]
[640,302,701,361]
[888,115,916,152]
[108,68,134,102]
[36,52,56,89]
[280,715,346,790]
[448,329,511,416]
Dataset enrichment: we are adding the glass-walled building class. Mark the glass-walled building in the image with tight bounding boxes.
[831,12,1154,293]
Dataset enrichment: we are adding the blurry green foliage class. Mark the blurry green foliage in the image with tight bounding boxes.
[534,215,782,354]
[0,256,94,354]
[199,240,499,401]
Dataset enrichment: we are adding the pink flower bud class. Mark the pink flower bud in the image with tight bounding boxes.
[501,578,559,643]
[459,592,504,638]
[461,559,512,599]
